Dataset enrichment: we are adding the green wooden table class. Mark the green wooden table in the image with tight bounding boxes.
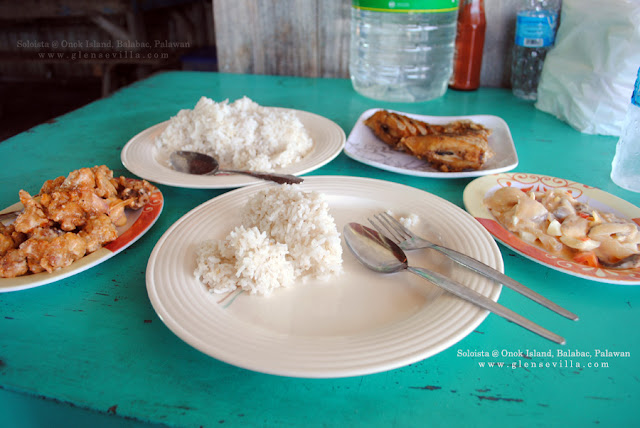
[1,72,639,427]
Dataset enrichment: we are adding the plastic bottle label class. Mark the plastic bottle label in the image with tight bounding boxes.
[632,67,640,108]
[353,0,459,12]
[514,11,558,47]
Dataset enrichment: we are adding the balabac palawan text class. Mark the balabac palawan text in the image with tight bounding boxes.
[16,40,190,49]
[458,349,631,358]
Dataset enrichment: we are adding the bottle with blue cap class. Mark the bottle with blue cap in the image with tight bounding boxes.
[611,67,640,193]
[510,0,560,101]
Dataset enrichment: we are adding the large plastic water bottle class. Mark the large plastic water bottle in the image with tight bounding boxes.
[349,0,460,103]
[510,0,560,101]
[611,67,640,193]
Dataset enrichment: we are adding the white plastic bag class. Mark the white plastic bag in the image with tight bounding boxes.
[535,0,640,136]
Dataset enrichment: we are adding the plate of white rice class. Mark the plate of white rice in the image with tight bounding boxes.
[195,184,344,296]
[121,97,345,189]
[146,176,503,378]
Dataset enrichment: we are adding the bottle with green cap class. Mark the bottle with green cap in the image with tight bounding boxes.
[349,0,460,102]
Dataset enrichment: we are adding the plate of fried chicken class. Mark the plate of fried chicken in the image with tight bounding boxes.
[344,108,518,178]
[0,166,163,292]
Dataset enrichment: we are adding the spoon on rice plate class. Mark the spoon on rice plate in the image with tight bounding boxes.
[169,150,304,185]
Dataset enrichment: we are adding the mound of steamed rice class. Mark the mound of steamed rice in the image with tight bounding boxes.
[156,96,313,172]
[194,185,343,296]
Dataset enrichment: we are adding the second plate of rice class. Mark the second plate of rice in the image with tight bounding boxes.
[146,176,503,378]
[121,98,346,189]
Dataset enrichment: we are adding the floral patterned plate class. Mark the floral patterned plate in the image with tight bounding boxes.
[463,173,640,285]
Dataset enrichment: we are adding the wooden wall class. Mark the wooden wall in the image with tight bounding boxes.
[213,0,533,88]
[213,0,350,79]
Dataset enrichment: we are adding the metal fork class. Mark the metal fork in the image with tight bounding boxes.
[370,212,578,321]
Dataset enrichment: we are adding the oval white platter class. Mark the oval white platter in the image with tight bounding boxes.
[344,108,518,178]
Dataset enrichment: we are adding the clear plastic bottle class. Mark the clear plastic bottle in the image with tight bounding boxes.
[349,0,460,103]
[611,67,640,193]
[510,0,560,101]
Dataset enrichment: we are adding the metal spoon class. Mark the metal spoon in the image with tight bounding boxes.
[343,222,566,345]
[169,150,303,185]
[0,210,20,223]
[600,253,640,270]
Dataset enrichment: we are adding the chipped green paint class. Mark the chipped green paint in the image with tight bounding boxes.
[1,71,639,427]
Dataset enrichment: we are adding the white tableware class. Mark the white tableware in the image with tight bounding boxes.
[0,191,164,292]
[146,176,503,378]
[464,172,640,285]
[121,108,345,189]
[344,108,518,178]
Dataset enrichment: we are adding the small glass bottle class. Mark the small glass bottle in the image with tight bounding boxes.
[510,0,560,101]
[449,0,486,91]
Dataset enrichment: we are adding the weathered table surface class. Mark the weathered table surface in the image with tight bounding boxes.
[1,71,638,427]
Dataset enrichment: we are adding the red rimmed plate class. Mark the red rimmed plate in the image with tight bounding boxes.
[0,190,163,292]
[463,173,640,285]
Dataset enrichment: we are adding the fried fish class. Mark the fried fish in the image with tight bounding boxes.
[363,110,493,172]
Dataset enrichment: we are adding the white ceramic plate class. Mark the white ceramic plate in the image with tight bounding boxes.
[464,172,640,284]
[0,191,163,292]
[121,108,345,189]
[146,176,503,378]
[344,108,518,178]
